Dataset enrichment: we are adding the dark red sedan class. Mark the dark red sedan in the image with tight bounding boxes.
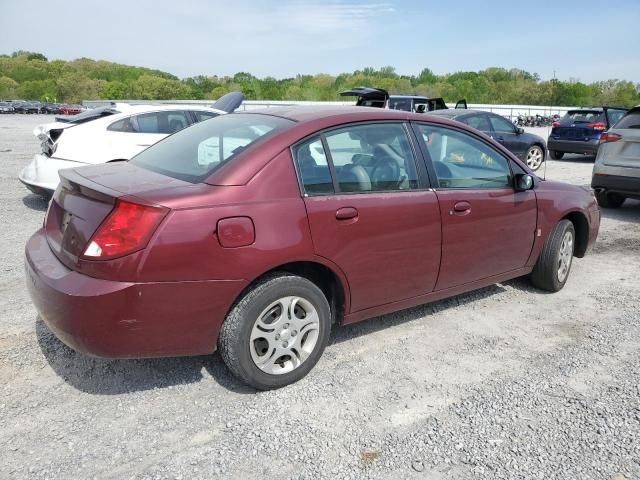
[25,107,600,389]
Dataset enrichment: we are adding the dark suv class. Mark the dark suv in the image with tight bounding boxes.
[548,107,628,159]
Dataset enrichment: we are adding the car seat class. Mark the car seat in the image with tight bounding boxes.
[338,164,371,192]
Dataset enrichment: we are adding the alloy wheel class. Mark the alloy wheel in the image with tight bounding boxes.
[249,296,320,375]
[526,146,544,170]
[557,230,574,282]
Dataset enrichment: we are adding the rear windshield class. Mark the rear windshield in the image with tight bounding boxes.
[130,113,294,183]
[564,110,602,122]
[613,110,640,129]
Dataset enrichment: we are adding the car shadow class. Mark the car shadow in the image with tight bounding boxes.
[600,199,640,224]
[330,283,510,346]
[551,154,595,164]
[35,277,558,395]
[22,194,49,211]
[35,318,256,395]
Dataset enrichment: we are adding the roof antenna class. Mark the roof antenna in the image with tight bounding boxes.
[543,69,557,181]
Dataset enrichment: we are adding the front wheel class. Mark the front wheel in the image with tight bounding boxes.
[526,145,545,171]
[218,274,331,390]
[550,150,564,160]
[530,220,575,292]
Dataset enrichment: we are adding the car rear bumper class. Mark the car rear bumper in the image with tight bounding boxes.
[592,173,640,199]
[25,228,247,358]
[19,154,86,194]
[547,138,599,155]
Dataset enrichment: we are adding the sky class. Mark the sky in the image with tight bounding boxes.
[1,0,639,83]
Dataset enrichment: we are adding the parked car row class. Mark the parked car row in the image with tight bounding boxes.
[19,93,245,197]
[24,105,600,390]
[0,100,85,115]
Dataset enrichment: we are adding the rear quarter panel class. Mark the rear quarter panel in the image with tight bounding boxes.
[137,150,351,311]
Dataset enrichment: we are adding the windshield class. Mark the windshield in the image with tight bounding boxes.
[130,113,294,183]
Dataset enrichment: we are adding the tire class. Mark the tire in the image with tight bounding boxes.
[525,145,545,171]
[218,273,331,390]
[550,151,564,160]
[530,220,575,292]
[595,190,625,209]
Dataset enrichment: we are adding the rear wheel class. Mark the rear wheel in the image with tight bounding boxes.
[526,145,544,171]
[218,274,331,390]
[531,220,575,292]
[550,151,564,160]
[595,190,625,209]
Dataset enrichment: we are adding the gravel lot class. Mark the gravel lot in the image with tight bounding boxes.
[0,114,639,480]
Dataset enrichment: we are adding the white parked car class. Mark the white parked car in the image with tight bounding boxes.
[19,93,244,197]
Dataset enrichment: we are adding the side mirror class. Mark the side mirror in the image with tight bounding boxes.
[516,127,524,135]
[514,173,534,191]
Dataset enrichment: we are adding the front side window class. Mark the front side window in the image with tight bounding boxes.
[325,123,418,193]
[464,114,491,131]
[134,111,190,134]
[293,123,419,195]
[130,113,294,183]
[417,124,512,189]
[488,114,516,133]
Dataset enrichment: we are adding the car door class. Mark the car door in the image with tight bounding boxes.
[487,113,528,158]
[293,122,442,313]
[413,122,537,291]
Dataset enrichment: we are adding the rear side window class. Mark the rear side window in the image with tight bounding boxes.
[613,110,640,129]
[417,124,512,189]
[130,114,294,183]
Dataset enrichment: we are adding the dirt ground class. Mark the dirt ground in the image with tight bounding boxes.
[0,114,638,480]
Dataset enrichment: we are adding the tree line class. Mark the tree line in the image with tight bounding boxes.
[1,51,638,107]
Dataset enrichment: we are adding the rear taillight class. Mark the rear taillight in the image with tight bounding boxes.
[588,122,607,131]
[599,132,623,144]
[82,199,168,260]
[552,121,560,128]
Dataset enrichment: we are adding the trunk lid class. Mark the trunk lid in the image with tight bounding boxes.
[44,163,191,269]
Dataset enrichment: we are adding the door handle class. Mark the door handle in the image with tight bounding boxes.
[496,136,505,143]
[335,207,358,220]
[136,144,151,147]
[450,201,471,216]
